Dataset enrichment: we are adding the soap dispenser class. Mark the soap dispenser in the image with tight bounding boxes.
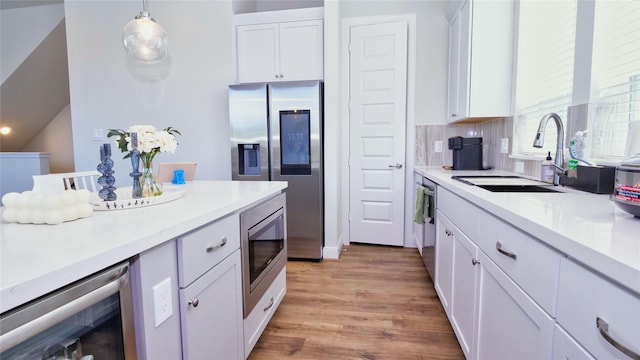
[541,151,554,183]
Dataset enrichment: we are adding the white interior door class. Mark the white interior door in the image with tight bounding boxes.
[348,21,408,246]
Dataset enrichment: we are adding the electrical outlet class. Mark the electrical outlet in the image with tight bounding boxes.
[501,138,509,154]
[515,161,525,174]
[92,129,104,141]
[434,141,443,153]
[152,278,172,327]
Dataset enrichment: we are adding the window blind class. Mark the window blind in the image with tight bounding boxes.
[589,0,640,159]
[514,0,577,156]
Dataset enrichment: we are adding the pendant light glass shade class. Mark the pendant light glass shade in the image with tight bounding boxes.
[122,5,168,64]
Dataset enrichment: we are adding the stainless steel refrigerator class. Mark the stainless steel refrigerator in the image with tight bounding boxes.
[229,81,323,260]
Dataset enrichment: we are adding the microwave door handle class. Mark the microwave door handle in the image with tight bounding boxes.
[0,267,129,352]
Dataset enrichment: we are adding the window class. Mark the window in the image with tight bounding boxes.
[589,0,640,159]
[513,0,577,156]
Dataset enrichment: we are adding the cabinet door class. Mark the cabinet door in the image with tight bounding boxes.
[446,0,514,122]
[279,20,324,81]
[552,324,595,360]
[236,23,280,83]
[456,0,471,120]
[435,212,454,315]
[447,6,461,121]
[447,0,470,122]
[450,221,478,359]
[476,251,554,360]
[180,250,244,360]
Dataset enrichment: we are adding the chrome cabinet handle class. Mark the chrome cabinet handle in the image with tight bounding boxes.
[388,163,403,169]
[445,229,453,237]
[496,241,518,260]
[451,113,457,117]
[596,317,640,360]
[206,237,227,253]
[263,297,275,312]
[188,298,199,308]
[471,258,480,266]
[496,241,517,260]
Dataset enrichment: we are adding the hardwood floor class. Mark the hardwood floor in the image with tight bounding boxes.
[248,243,464,360]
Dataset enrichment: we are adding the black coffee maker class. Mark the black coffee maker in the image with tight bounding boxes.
[448,136,483,170]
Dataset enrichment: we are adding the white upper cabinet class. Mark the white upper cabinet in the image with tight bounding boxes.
[236,23,280,83]
[447,0,515,123]
[235,9,324,83]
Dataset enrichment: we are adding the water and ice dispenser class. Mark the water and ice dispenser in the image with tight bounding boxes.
[238,144,261,175]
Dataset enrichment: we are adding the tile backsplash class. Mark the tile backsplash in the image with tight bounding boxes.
[415,117,543,178]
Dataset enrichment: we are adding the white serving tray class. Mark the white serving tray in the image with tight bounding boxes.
[90,185,186,211]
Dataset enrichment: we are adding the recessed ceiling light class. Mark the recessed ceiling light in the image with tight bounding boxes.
[0,127,11,135]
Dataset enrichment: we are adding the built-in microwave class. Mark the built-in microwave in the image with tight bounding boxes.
[240,192,287,317]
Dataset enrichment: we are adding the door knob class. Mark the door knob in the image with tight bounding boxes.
[388,163,403,169]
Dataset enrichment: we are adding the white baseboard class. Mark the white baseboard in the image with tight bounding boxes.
[322,235,344,259]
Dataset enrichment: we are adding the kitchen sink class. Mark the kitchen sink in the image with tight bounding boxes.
[452,175,562,193]
[475,184,561,193]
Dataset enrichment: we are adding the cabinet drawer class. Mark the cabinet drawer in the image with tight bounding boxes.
[177,214,240,287]
[557,258,640,360]
[477,212,560,316]
[244,266,286,356]
[437,186,479,240]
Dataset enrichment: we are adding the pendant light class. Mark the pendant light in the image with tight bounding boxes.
[122,0,168,64]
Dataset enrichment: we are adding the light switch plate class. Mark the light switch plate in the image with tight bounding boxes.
[515,161,524,174]
[92,129,104,141]
[434,141,443,153]
[152,278,172,328]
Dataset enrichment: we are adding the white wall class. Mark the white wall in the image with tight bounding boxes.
[0,4,65,84]
[65,0,234,185]
[23,105,75,173]
[340,0,449,125]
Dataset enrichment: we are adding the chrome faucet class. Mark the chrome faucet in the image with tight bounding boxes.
[533,113,564,185]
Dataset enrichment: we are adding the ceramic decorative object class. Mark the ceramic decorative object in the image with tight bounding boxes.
[97,143,117,201]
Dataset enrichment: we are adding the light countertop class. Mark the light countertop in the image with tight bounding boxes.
[415,167,640,295]
[0,180,287,313]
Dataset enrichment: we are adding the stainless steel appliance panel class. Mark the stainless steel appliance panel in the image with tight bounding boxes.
[240,193,287,317]
[422,178,437,282]
[0,262,136,359]
[230,84,269,181]
[268,81,323,260]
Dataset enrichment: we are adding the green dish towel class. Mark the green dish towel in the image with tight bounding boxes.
[414,185,435,224]
[414,185,426,224]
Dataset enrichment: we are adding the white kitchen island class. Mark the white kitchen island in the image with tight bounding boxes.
[1,180,287,359]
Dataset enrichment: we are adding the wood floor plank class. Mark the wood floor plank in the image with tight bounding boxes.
[248,243,464,360]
